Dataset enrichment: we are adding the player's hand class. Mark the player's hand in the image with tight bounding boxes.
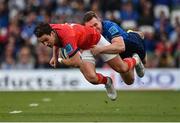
[90,45,101,56]
[49,56,58,68]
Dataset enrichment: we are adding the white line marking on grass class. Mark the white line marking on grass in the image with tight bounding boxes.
[9,110,22,114]
[42,97,51,102]
[29,103,39,107]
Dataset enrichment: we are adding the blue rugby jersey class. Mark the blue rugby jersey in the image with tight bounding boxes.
[102,20,128,42]
[101,20,146,60]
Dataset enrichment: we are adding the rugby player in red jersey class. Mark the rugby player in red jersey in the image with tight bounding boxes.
[34,22,142,100]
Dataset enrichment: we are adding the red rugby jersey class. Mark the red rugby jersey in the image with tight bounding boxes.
[50,23,100,57]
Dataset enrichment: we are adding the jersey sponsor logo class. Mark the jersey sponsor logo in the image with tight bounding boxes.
[108,26,119,35]
[64,44,73,55]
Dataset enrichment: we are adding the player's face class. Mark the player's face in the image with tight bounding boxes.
[37,32,56,48]
[84,17,102,33]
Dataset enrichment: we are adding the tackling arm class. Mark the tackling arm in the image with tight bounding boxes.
[91,36,125,55]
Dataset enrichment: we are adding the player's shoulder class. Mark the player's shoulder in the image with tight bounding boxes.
[102,20,119,31]
[50,23,65,30]
[103,20,117,27]
[103,20,119,32]
[50,23,57,28]
[65,23,84,28]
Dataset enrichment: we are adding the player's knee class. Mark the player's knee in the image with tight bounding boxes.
[121,74,135,85]
[124,78,134,85]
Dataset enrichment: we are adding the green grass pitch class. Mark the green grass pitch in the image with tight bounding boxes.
[0,91,180,122]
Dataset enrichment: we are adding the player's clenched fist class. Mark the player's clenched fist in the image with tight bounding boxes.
[49,56,58,68]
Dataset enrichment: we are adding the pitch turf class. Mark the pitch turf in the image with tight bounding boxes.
[0,91,180,122]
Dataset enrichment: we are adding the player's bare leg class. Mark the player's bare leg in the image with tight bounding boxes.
[79,60,117,101]
[79,61,98,84]
[106,56,129,73]
[120,69,135,85]
[106,55,136,85]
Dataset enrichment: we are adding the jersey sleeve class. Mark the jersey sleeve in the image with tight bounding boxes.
[104,22,121,41]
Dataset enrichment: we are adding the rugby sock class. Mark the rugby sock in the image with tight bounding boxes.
[96,73,107,84]
[123,58,136,71]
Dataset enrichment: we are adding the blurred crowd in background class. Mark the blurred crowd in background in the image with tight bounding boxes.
[0,0,180,69]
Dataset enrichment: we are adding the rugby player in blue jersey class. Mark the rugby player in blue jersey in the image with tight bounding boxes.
[83,11,146,85]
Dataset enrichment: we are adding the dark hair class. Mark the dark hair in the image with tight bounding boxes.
[34,22,53,37]
[83,11,98,23]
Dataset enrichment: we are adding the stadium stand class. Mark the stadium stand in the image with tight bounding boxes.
[0,0,180,69]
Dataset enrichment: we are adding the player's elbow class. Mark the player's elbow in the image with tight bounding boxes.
[120,45,125,52]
